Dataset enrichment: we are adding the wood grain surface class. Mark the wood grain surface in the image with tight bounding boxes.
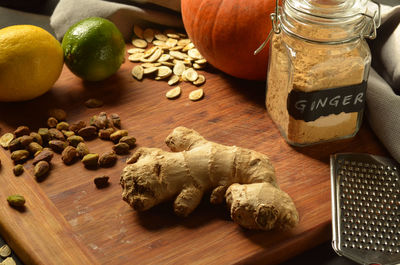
[0,46,388,265]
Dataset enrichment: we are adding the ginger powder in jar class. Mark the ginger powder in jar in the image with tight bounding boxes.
[266,0,381,146]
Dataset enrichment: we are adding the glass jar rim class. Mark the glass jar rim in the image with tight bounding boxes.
[284,0,369,20]
[278,0,380,44]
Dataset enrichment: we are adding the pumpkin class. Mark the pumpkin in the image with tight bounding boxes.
[181,0,275,81]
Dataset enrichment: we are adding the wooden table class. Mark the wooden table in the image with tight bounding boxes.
[0,49,388,264]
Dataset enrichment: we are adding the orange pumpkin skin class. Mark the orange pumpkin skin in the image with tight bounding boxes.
[181,0,275,80]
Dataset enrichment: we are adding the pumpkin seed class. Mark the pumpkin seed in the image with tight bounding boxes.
[0,244,11,258]
[132,39,147,48]
[195,58,207,64]
[0,133,14,148]
[182,42,195,52]
[128,26,209,101]
[177,33,188,38]
[143,67,158,75]
[169,46,184,51]
[158,45,171,51]
[128,53,144,62]
[143,46,158,58]
[143,28,154,43]
[173,61,185,76]
[157,54,170,62]
[189,88,204,101]
[193,63,205,70]
[141,62,161,68]
[168,75,180,86]
[182,59,193,66]
[183,68,198,82]
[155,33,168,42]
[166,38,178,48]
[160,61,175,67]
[166,86,181,99]
[132,65,144,80]
[167,33,180,39]
[188,48,203,60]
[177,39,191,46]
[153,40,166,46]
[181,73,188,82]
[127,48,145,54]
[172,59,185,66]
[170,50,186,60]
[157,66,172,79]
[133,25,143,38]
[193,74,206,86]
[140,48,162,63]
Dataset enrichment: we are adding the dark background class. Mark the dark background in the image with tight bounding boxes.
[0,0,397,264]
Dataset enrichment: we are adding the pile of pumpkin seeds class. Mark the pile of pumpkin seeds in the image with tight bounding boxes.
[129,25,205,101]
[0,108,135,186]
[0,244,15,265]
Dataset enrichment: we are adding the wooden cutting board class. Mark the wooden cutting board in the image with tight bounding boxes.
[0,47,388,265]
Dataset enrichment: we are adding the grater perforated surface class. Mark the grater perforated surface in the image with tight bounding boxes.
[331,153,400,265]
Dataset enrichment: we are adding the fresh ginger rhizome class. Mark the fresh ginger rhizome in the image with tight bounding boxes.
[120,127,298,231]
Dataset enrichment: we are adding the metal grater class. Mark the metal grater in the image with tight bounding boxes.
[331,153,400,265]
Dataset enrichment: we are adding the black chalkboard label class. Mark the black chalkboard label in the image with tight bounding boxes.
[287,81,367,122]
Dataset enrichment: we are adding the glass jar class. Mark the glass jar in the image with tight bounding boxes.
[266,0,380,146]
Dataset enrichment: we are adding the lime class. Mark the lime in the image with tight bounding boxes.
[0,25,64,102]
[62,17,125,81]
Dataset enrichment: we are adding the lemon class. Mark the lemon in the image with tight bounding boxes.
[62,17,125,81]
[0,25,64,102]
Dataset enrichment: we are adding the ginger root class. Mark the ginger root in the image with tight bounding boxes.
[120,127,299,230]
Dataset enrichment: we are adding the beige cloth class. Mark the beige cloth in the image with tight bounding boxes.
[367,4,400,162]
[50,0,182,41]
